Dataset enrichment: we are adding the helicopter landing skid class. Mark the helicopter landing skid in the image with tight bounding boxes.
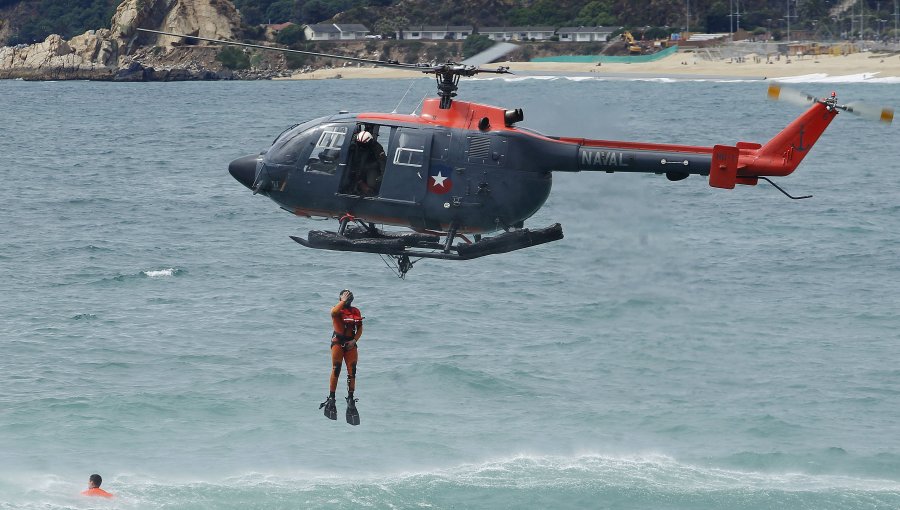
[289,223,564,276]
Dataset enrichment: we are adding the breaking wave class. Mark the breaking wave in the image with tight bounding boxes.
[7,454,900,510]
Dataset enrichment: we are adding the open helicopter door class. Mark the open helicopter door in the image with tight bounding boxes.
[376,127,432,205]
[303,124,351,199]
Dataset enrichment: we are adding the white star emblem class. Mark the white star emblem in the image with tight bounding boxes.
[431,171,448,188]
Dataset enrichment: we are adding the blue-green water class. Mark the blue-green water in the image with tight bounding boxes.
[1,76,899,509]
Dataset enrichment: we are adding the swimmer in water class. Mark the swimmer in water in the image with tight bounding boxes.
[81,474,113,498]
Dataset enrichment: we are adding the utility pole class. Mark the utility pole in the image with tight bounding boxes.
[686,0,690,34]
[895,0,899,42]
[785,0,797,42]
[730,0,734,37]
[786,0,792,42]
[861,0,866,37]
[729,0,741,38]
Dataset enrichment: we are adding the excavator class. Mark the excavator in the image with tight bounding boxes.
[622,31,644,55]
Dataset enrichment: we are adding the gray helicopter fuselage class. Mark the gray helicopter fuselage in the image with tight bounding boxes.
[235,111,579,234]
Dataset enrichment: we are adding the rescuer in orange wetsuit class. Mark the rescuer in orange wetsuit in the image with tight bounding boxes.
[320,289,362,420]
[81,474,113,498]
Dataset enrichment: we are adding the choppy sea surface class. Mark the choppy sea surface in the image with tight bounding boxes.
[1,73,899,509]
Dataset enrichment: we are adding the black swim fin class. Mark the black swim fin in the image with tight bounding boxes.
[319,396,337,420]
[345,396,360,426]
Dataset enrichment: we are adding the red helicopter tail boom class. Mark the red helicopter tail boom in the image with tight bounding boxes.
[557,99,838,191]
[715,100,839,189]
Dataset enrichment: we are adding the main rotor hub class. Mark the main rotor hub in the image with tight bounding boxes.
[422,64,510,109]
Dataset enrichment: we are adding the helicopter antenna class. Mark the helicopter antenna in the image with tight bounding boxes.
[392,78,419,114]
[412,93,428,115]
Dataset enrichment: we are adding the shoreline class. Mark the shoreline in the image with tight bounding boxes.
[280,49,900,82]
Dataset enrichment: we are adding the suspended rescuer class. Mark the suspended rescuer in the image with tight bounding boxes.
[320,289,363,425]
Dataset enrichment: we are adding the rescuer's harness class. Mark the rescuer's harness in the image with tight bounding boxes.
[332,306,362,348]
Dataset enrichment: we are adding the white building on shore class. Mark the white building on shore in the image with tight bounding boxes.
[399,26,473,40]
[304,24,370,41]
[479,27,556,41]
[556,26,617,42]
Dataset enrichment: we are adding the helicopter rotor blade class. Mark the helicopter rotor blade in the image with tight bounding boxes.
[135,28,425,71]
[766,82,819,107]
[840,101,894,124]
[460,42,518,68]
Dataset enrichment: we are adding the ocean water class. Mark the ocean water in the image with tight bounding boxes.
[1,73,899,509]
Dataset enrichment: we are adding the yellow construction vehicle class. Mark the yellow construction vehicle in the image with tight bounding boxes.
[622,31,643,55]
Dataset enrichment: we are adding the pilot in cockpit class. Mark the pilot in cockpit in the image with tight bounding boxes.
[352,130,386,196]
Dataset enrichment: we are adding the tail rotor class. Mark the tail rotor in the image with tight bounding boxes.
[767,83,894,125]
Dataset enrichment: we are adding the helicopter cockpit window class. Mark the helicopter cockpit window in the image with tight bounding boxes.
[267,120,320,165]
[393,131,425,168]
[304,126,348,174]
[268,132,307,166]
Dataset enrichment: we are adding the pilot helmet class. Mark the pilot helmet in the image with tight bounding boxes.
[356,131,373,144]
[340,289,354,305]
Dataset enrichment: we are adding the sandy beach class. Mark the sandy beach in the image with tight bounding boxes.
[283,49,900,81]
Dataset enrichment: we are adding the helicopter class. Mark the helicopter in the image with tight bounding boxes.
[138,28,894,277]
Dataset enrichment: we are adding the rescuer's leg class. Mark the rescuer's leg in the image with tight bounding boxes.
[344,347,360,425]
[344,347,358,395]
[329,343,344,394]
[319,343,343,420]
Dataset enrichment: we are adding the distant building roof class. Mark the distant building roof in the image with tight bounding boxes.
[306,23,370,34]
[335,24,370,32]
[306,24,340,33]
[265,22,295,32]
[557,26,618,33]
[406,25,474,32]
[685,33,729,41]
[479,26,556,33]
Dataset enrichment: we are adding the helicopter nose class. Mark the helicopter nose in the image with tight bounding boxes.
[229,154,259,190]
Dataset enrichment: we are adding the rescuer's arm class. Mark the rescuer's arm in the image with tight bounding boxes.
[332,290,351,316]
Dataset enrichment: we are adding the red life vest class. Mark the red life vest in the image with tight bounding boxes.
[334,306,362,343]
[82,488,114,498]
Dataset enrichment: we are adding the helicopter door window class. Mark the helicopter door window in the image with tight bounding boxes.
[304,126,347,175]
[393,132,426,167]
[394,148,424,167]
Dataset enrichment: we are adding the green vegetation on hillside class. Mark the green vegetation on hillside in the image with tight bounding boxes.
[462,34,493,58]
[3,0,897,47]
[217,46,251,69]
[231,0,392,27]
[5,0,117,44]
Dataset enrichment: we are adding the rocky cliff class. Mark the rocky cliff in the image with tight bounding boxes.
[0,0,247,80]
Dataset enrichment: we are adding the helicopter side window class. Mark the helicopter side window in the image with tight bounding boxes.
[393,132,425,167]
[304,126,348,175]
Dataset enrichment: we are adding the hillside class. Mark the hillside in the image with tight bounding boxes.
[3,0,890,47]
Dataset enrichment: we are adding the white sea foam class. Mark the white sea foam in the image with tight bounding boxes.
[479,71,898,84]
[142,268,176,278]
[771,72,894,83]
[112,453,900,493]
